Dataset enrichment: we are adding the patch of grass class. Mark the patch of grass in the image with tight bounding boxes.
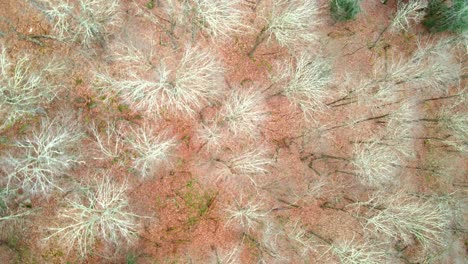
[5,234,21,249]
[0,218,33,263]
[118,104,130,113]
[86,100,98,110]
[146,0,155,9]
[126,252,138,264]
[41,248,65,261]
[184,184,215,217]
[0,136,8,145]
[177,179,216,226]
[330,0,361,22]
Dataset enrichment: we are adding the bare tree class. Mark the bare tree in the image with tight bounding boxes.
[37,0,122,46]
[46,175,141,257]
[98,45,224,117]
[2,117,82,196]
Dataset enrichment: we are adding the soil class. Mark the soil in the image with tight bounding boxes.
[0,0,466,263]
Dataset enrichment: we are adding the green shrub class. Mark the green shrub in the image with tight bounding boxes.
[423,0,468,33]
[330,0,361,22]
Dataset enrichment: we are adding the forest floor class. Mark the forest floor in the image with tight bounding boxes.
[0,0,466,263]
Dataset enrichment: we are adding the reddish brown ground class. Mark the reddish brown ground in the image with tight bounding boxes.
[0,0,466,263]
